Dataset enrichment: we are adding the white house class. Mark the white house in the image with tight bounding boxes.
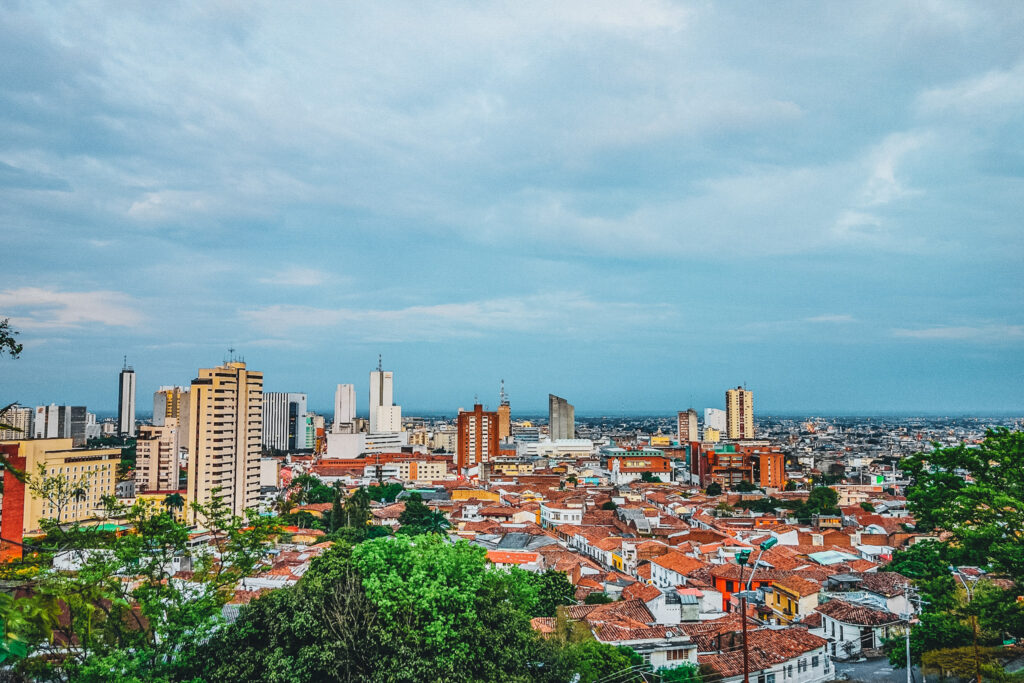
[814,599,904,659]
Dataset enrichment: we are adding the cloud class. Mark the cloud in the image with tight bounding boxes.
[241,293,676,342]
[0,161,71,191]
[917,60,1024,117]
[892,324,1024,341]
[257,267,334,287]
[0,287,143,330]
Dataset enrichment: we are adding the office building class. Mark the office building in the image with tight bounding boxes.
[726,386,754,439]
[153,386,187,427]
[136,421,181,492]
[0,438,120,537]
[332,383,356,433]
[369,358,402,433]
[497,380,511,441]
[32,404,96,447]
[262,392,310,451]
[117,360,136,437]
[185,361,263,524]
[548,394,575,441]
[677,409,698,443]
[0,404,32,441]
[456,404,499,472]
[704,408,726,433]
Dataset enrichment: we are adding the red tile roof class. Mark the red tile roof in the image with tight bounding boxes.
[815,599,902,626]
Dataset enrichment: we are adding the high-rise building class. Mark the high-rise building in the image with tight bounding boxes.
[136,421,181,492]
[726,386,754,440]
[32,405,95,446]
[262,392,309,451]
[332,383,356,433]
[497,380,511,441]
[369,357,402,433]
[153,386,187,427]
[118,360,136,437]
[548,394,575,441]
[0,404,32,440]
[704,408,726,433]
[185,361,262,524]
[677,409,698,443]
[456,404,499,472]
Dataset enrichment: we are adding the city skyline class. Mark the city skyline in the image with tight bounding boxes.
[2,3,1023,414]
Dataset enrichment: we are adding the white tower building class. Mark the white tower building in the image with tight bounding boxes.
[369,357,402,433]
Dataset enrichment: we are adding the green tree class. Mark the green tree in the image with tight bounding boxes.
[799,486,839,519]
[366,482,403,502]
[784,480,798,491]
[601,500,618,510]
[900,428,1024,582]
[583,592,614,605]
[705,482,722,496]
[329,485,345,533]
[0,318,22,358]
[734,480,757,492]
[4,486,278,682]
[860,501,875,512]
[343,486,371,530]
[640,471,659,483]
[525,569,577,617]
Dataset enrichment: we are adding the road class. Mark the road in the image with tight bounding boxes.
[832,656,922,683]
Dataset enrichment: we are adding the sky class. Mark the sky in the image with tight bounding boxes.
[1,1,1023,416]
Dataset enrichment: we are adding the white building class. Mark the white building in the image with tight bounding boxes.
[332,383,356,433]
[704,408,726,433]
[369,363,402,433]
[262,392,309,451]
[326,431,412,459]
[117,362,136,437]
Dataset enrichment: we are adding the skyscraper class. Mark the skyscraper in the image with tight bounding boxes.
[548,394,575,441]
[704,408,727,433]
[726,386,754,440]
[497,379,511,441]
[262,392,308,451]
[185,361,262,524]
[0,404,32,441]
[32,404,95,446]
[136,421,180,492]
[118,359,136,437]
[333,383,356,433]
[369,357,402,433]
[153,386,187,427]
[456,403,499,473]
[677,409,698,443]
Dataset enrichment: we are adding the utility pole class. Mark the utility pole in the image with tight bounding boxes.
[952,568,981,683]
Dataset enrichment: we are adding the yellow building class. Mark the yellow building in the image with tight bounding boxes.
[703,427,721,443]
[185,361,263,526]
[726,386,754,440]
[451,488,500,502]
[771,576,820,625]
[136,490,188,523]
[0,438,119,533]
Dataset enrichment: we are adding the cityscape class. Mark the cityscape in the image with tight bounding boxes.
[2,2,1024,683]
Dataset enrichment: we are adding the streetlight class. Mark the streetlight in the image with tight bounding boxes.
[950,566,981,683]
[736,538,778,683]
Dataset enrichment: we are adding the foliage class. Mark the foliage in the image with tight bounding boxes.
[733,480,758,492]
[797,486,840,519]
[658,662,703,682]
[396,492,450,535]
[366,482,403,502]
[525,569,577,617]
[900,428,1024,582]
[860,501,875,512]
[640,471,659,483]
[601,500,618,510]
[583,592,614,605]
[921,647,1009,683]
[0,318,22,359]
[705,482,722,496]
[289,473,335,505]
[192,536,639,682]
[784,480,798,491]
[5,489,278,682]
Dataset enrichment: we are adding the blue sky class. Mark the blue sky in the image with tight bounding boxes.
[1,1,1022,416]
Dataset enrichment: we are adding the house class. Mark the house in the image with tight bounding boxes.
[815,599,904,659]
[650,551,706,589]
[562,599,698,670]
[770,576,821,625]
[698,627,832,683]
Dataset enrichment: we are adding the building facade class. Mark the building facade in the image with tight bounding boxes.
[677,409,698,443]
[369,363,402,433]
[332,383,356,433]
[725,386,754,440]
[0,404,32,440]
[153,386,187,427]
[185,361,263,524]
[136,421,181,492]
[117,362,136,437]
[456,404,499,472]
[548,394,575,441]
[262,392,309,451]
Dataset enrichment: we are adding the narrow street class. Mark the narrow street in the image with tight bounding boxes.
[832,657,922,683]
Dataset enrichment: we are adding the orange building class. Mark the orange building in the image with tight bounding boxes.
[456,404,499,472]
[706,443,786,490]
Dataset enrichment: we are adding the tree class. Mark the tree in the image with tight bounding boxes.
[860,501,875,512]
[0,318,22,359]
[525,569,577,617]
[640,472,659,483]
[601,501,618,511]
[329,485,345,533]
[784,480,798,491]
[366,483,403,503]
[705,482,722,496]
[734,480,758,492]
[798,486,839,519]
[900,428,1024,582]
[3,485,279,682]
[583,592,614,605]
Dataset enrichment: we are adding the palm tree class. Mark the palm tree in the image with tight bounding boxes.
[163,493,185,515]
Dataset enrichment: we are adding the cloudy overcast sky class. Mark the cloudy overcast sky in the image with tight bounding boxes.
[2,1,1022,415]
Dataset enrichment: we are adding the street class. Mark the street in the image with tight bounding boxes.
[832,656,922,683]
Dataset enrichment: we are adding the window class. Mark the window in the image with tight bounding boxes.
[726,580,735,592]
[840,625,844,640]
[666,649,688,661]
[812,656,820,668]
[788,665,793,678]
[766,675,775,683]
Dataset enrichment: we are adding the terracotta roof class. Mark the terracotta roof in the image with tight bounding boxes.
[622,583,663,604]
[486,551,539,565]
[816,599,902,626]
[565,598,655,625]
[651,551,707,577]
[531,617,556,634]
[774,575,821,598]
[699,628,828,678]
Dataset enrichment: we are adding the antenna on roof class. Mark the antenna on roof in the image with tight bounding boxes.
[377,354,383,372]
[500,379,509,406]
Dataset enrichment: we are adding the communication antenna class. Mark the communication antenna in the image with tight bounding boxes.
[377,354,383,372]
[500,379,509,406]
